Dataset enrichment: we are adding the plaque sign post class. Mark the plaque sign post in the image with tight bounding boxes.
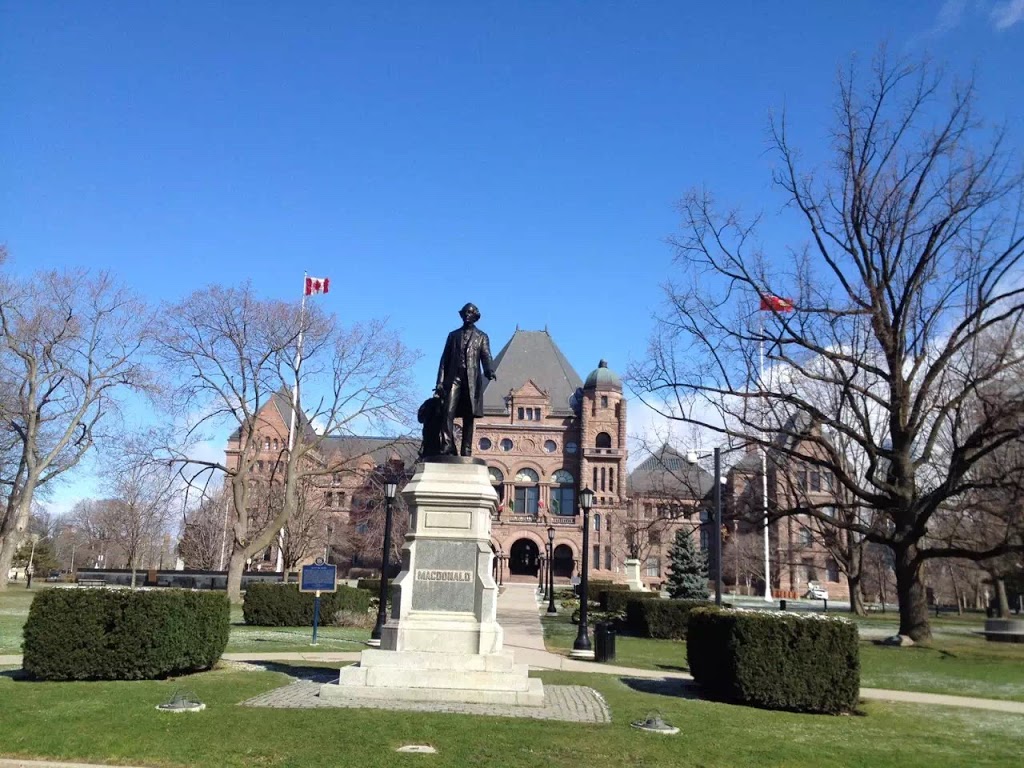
[300,558,337,646]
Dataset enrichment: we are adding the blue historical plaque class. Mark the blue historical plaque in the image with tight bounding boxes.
[300,563,338,593]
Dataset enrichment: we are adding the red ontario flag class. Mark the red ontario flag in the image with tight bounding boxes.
[759,294,793,312]
[304,276,330,296]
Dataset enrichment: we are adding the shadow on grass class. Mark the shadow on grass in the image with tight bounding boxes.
[655,663,690,673]
[240,661,338,683]
[619,676,704,701]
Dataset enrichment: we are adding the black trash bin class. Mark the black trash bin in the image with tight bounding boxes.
[594,621,616,662]
[779,599,787,611]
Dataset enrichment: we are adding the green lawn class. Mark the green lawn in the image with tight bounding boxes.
[0,664,1020,768]
[541,615,688,672]
[541,612,1024,701]
[860,639,1024,701]
[0,587,371,656]
[0,587,36,654]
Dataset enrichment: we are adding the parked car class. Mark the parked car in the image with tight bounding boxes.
[806,584,829,600]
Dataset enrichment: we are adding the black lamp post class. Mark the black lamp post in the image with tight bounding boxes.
[543,543,551,601]
[538,550,545,593]
[546,525,557,614]
[687,447,724,606]
[370,476,399,645]
[571,487,595,658]
[498,549,504,587]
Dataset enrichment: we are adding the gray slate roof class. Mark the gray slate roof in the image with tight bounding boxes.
[628,444,714,499]
[228,388,318,442]
[482,330,584,416]
[320,435,420,467]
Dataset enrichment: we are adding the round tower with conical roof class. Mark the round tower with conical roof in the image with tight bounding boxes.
[580,360,627,510]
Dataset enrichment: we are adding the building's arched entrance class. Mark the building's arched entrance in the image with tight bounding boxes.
[509,538,540,577]
[553,544,575,579]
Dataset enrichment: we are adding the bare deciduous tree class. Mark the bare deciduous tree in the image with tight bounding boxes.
[348,465,411,572]
[631,52,1024,641]
[102,430,178,587]
[178,487,230,571]
[154,283,418,602]
[0,267,151,588]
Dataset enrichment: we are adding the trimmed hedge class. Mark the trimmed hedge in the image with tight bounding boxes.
[625,598,713,639]
[687,608,860,714]
[243,583,371,626]
[587,580,626,594]
[599,589,661,613]
[356,578,381,594]
[23,588,229,681]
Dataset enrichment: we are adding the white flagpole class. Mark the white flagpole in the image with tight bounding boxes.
[760,308,773,602]
[277,273,310,575]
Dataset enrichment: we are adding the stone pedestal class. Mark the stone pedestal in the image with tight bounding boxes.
[624,558,648,592]
[320,459,543,706]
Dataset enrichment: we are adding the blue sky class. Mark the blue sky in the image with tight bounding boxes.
[2,2,1022,513]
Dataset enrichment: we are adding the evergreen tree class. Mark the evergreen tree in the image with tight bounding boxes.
[666,528,709,600]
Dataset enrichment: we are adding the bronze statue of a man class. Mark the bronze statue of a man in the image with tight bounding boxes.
[435,302,496,457]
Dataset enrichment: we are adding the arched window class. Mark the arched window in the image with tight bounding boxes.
[514,468,540,516]
[596,432,612,449]
[550,470,575,516]
[272,438,279,451]
[593,513,601,532]
[488,467,505,503]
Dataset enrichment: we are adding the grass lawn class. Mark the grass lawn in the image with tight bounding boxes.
[0,664,1020,768]
[541,612,1024,701]
[860,639,1024,701]
[0,587,35,654]
[541,615,687,672]
[0,587,371,656]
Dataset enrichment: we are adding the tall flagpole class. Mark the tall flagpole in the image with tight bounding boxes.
[759,310,773,602]
[277,273,310,575]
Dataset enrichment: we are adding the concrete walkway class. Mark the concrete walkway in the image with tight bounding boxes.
[3,583,1023,716]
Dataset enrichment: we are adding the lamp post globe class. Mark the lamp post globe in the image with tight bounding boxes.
[370,477,399,645]
[546,525,557,614]
[571,487,596,659]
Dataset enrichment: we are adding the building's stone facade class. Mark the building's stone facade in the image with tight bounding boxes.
[220,329,846,597]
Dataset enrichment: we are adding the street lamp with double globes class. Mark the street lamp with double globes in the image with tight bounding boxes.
[686,448,725,606]
[369,476,399,646]
[570,487,596,659]
[546,525,557,614]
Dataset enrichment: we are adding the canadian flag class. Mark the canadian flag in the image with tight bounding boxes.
[304,276,330,296]
[759,294,793,312]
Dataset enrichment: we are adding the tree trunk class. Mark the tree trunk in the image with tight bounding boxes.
[894,543,931,642]
[995,577,1010,618]
[947,562,962,615]
[0,490,33,590]
[226,548,246,604]
[847,570,866,615]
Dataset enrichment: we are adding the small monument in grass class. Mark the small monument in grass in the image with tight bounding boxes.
[624,558,649,592]
[320,304,543,706]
